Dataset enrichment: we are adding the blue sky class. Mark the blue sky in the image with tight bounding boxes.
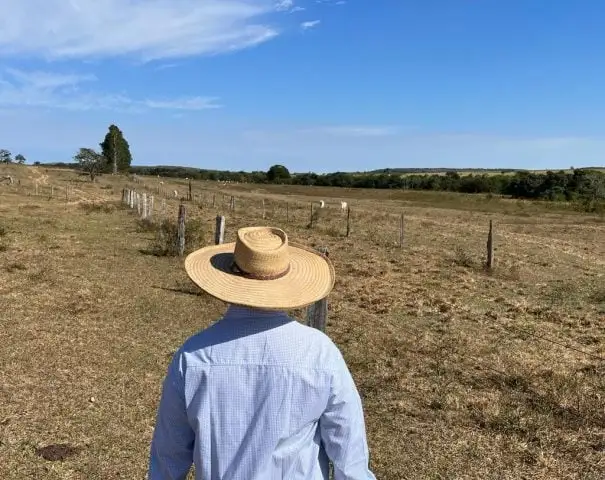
[0,0,604,173]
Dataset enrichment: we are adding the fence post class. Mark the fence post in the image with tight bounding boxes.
[230,196,235,211]
[306,247,329,332]
[142,193,148,219]
[129,190,134,208]
[177,204,186,256]
[50,186,54,198]
[149,195,154,218]
[188,179,192,202]
[137,194,142,215]
[215,215,225,245]
[399,213,404,248]
[262,199,266,219]
[486,220,494,269]
[212,194,216,208]
[309,203,314,228]
[346,207,351,237]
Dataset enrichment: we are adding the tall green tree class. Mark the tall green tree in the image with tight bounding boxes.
[100,124,132,174]
[15,154,26,164]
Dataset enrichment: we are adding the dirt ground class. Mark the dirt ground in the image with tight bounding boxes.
[1,165,604,479]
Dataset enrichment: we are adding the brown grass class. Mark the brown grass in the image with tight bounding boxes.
[1,165,604,479]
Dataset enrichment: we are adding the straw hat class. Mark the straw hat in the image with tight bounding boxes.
[184,226,335,309]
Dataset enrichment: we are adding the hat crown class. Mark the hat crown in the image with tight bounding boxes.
[233,227,290,278]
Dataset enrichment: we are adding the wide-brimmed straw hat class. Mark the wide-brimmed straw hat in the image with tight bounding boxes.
[185,226,335,309]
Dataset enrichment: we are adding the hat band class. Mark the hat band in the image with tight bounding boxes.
[231,261,291,280]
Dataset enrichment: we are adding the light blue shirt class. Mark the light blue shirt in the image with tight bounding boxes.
[148,305,376,480]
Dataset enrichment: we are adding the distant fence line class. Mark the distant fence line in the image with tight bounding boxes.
[122,186,497,270]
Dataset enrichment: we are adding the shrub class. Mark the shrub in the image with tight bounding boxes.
[149,218,206,256]
[79,202,116,214]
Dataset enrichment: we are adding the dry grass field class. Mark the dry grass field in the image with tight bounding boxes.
[1,164,604,479]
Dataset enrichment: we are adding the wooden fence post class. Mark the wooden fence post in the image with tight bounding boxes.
[137,194,142,215]
[399,213,404,248]
[215,215,225,245]
[230,196,235,211]
[262,199,266,219]
[486,220,494,269]
[50,186,54,198]
[306,246,329,332]
[142,193,148,219]
[149,196,154,218]
[177,204,186,256]
[188,179,192,202]
[129,190,134,208]
[309,203,314,228]
[346,207,351,237]
[212,194,216,208]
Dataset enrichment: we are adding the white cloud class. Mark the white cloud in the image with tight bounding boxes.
[275,0,295,11]
[0,68,220,112]
[0,0,281,62]
[301,20,321,30]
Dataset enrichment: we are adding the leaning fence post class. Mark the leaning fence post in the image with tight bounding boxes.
[177,203,186,256]
[215,215,225,245]
[306,247,329,332]
[486,220,494,269]
[399,213,404,248]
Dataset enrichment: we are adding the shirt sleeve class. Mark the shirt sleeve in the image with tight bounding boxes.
[319,352,377,480]
[148,352,195,480]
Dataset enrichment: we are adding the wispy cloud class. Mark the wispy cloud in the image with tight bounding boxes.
[0,1,283,62]
[303,125,401,137]
[0,68,220,112]
[301,20,321,30]
[275,0,295,11]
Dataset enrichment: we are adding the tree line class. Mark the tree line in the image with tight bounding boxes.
[16,121,603,212]
[128,164,604,211]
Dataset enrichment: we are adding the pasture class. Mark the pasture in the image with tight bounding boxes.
[1,165,604,479]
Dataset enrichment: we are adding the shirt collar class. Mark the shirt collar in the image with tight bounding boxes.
[222,304,289,321]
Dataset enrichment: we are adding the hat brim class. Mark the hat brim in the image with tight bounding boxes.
[184,242,335,310]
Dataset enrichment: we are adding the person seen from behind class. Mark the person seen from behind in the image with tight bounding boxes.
[148,226,376,479]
